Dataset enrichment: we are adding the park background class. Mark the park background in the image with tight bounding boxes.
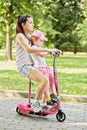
[0,0,87,96]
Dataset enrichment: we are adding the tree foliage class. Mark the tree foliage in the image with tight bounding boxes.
[79,0,87,52]
[0,0,86,60]
[0,0,54,59]
[49,0,85,53]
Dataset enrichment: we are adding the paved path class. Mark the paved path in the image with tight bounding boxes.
[0,97,87,130]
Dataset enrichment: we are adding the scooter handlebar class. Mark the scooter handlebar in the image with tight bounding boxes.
[50,50,62,56]
[53,51,62,56]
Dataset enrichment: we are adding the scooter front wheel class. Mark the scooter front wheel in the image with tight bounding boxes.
[56,110,66,122]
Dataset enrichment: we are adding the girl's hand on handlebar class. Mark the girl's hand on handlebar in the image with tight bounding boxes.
[49,49,62,56]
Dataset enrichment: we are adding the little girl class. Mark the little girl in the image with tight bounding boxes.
[30,30,59,106]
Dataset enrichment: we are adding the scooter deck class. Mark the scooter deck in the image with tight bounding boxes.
[17,102,58,115]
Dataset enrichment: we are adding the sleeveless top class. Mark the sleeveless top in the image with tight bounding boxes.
[30,46,47,67]
[16,35,33,71]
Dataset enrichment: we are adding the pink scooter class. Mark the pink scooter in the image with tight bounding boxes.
[16,53,66,122]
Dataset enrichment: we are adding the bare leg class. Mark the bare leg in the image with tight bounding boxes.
[41,84,50,104]
[42,93,47,104]
[28,68,49,100]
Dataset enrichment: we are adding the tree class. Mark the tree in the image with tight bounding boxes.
[0,0,54,60]
[79,0,87,52]
[5,2,13,60]
[50,0,85,54]
[0,0,18,60]
[0,0,85,59]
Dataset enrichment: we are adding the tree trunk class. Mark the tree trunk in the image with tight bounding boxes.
[5,24,12,60]
[74,44,77,54]
[5,3,13,60]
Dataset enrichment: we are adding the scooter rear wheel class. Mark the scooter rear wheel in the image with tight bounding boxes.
[16,107,23,115]
[56,110,66,122]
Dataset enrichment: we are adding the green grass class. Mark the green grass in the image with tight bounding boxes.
[59,72,87,95]
[0,50,87,96]
[0,70,39,92]
[0,70,87,96]
[46,56,87,69]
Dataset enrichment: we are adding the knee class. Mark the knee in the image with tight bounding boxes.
[41,76,49,87]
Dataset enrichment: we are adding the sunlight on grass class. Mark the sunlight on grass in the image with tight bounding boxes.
[0,70,87,96]
[0,50,87,96]
[0,70,39,92]
[59,72,87,96]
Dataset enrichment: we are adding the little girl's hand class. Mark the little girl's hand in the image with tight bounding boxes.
[50,49,62,55]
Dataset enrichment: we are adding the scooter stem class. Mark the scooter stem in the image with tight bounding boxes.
[28,80,31,104]
[53,55,60,96]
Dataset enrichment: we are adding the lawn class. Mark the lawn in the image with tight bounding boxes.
[0,50,87,96]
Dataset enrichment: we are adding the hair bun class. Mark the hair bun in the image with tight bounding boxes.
[18,15,22,20]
